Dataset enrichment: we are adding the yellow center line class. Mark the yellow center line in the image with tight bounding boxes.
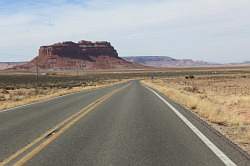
[0,83,129,166]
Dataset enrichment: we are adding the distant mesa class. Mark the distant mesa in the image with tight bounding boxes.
[14,40,141,71]
[124,56,218,67]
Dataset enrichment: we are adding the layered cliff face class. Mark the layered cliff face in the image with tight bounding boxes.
[20,40,140,70]
[38,40,118,60]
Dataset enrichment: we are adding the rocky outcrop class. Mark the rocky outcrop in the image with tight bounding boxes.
[38,40,119,60]
[18,40,141,70]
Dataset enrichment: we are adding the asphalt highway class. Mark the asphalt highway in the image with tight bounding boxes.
[0,81,249,166]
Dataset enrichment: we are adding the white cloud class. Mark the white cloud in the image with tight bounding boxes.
[0,0,250,62]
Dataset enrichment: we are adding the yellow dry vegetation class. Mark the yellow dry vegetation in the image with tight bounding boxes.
[142,76,250,153]
[0,79,128,111]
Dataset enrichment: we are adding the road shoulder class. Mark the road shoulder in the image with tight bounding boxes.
[141,81,250,165]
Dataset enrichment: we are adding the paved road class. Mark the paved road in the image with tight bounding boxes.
[0,83,126,163]
[0,81,249,166]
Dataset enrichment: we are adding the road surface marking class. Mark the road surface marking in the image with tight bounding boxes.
[145,86,237,166]
[0,89,90,113]
[0,84,129,166]
[0,81,126,113]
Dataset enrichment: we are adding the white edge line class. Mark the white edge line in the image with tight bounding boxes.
[145,86,237,166]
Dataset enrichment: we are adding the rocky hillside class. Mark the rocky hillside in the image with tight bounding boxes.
[16,40,141,70]
[124,56,216,67]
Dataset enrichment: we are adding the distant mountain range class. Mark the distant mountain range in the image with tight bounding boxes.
[227,61,250,66]
[0,62,26,70]
[123,56,218,67]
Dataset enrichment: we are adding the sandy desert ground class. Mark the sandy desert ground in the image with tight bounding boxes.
[142,74,250,154]
[0,77,127,111]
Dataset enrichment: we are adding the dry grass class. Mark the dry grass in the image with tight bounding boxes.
[0,79,128,111]
[142,75,250,154]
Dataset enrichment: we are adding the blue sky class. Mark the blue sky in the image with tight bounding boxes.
[0,0,250,63]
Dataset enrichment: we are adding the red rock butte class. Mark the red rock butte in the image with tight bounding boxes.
[18,40,141,70]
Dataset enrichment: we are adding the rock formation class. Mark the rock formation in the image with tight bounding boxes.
[18,40,140,70]
[39,40,118,60]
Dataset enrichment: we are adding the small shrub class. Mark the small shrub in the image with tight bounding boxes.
[1,89,9,94]
[5,87,15,90]
[191,105,197,110]
[0,94,6,101]
[183,86,200,93]
[190,75,195,79]
[185,75,195,79]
